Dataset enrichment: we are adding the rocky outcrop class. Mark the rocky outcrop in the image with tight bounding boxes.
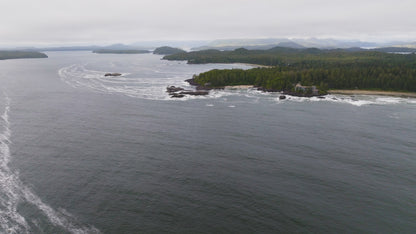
[180,90,209,96]
[104,73,122,77]
[170,93,185,98]
[282,90,324,97]
[256,86,325,97]
[166,86,209,98]
[255,86,280,92]
[166,86,184,93]
[185,78,219,90]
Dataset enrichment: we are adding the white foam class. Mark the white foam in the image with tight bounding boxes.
[58,63,261,101]
[58,64,416,106]
[388,113,400,119]
[0,95,100,234]
[58,64,187,101]
[274,94,416,106]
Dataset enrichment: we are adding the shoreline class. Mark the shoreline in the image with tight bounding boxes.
[190,62,273,68]
[234,63,273,68]
[224,85,254,89]
[328,90,416,98]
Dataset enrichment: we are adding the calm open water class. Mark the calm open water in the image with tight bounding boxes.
[0,51,415,233]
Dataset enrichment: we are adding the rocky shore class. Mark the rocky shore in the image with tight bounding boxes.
[167,78,327,99]
[184,78,326,98]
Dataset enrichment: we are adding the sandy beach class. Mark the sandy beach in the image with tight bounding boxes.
[328,90,416,98]
[236,63,273,68]
[224,85,254,89]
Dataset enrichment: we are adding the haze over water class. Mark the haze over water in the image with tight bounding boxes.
[0,52,415,233]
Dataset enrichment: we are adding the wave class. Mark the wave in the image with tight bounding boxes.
[0,95,100,234]
[58,64,416,106]
[59,64,190,101]
[277,94,416,106]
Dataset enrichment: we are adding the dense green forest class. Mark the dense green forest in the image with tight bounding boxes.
[93,49,150,54]
[165,47,416,93]
[0,51,48,60]
[153,46,185,55]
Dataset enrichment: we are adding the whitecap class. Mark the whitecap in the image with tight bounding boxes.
[58,63,416,106]
[375,97,402,104]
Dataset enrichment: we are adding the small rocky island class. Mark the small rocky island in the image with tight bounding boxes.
[104,73,122,77]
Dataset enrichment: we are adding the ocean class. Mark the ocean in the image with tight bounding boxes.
[0,51,415,233]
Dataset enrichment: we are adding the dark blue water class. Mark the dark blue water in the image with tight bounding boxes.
[0,52,415,233]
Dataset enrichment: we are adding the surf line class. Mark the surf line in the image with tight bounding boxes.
[0,95,100,234]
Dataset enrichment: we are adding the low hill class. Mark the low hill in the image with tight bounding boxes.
[0,51,48,60]
[276,41,305,49]
[153,46,186,55]
[92,49,150,54]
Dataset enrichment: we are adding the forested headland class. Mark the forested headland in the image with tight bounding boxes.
[153,46,186,55]
[0,51,48,60]
[164,47,416,94]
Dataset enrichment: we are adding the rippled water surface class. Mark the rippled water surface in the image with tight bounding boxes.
[0,52,415,233]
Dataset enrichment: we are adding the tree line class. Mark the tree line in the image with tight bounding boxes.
[165,47,416,92]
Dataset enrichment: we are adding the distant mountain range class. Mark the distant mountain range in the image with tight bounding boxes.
[2,41,207,52]
[30,44,148,52]
[2,38,416,53]
[191,38,416,51]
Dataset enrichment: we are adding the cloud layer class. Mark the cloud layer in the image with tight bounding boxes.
[2,0,415,46]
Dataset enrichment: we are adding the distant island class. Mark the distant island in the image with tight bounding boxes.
[153,46,186,55]
[0,51,48,60]
[93,49,150,54]
[164,47,416,96]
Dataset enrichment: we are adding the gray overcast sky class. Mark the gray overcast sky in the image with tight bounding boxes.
[1,0,416,46]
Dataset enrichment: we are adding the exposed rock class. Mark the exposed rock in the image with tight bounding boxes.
[105,73,122,77]
[185,78,216,90]
[196,85,216,90]
[166,84,209,98]
[166,86,184,93]
[180,91,209,96]
[279,95,286,100]
[282,91,322,97]
[256,86,280,92]
[185,78,198,86]
[170,93,185,98]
